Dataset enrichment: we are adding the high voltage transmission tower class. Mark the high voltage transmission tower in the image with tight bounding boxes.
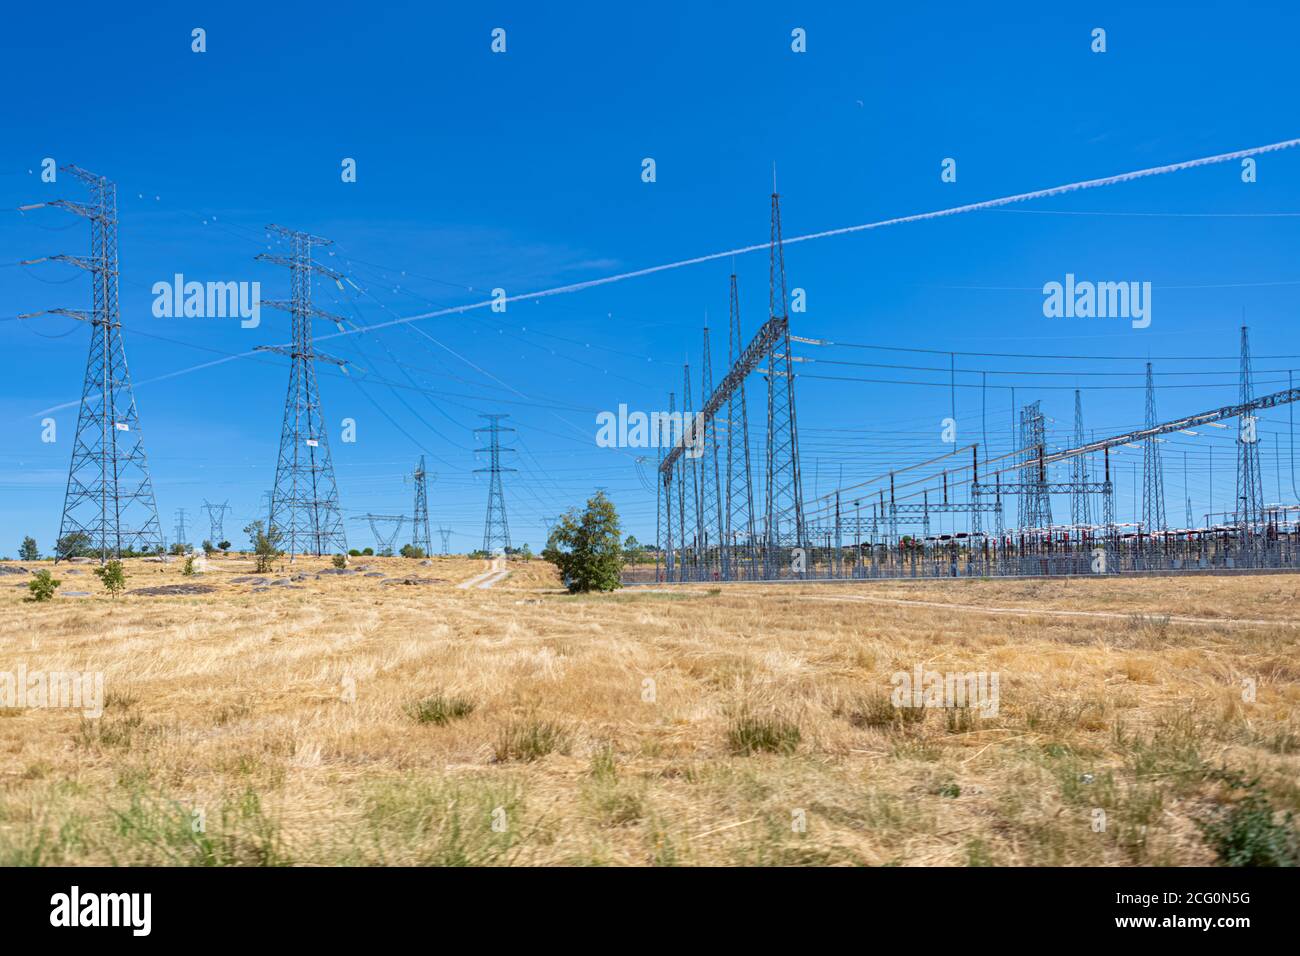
[436,527,452,556]
[762,187,806,571]
[475,414,515,555]
[1236,326,1264,532]
[1142,362,1166,534]
[21,165,163,561]
[203,499,230,543]
[680,362,699,580]
[699,327,723,579]
[174,509,189,549]
[1071,390,1092,528]
[363,514,406,556]
[1017,401,1051,529]
[410,455,433,555]
[255,225,349,557]
[724,274,757,580]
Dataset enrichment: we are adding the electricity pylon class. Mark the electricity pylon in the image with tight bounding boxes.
[363,514,406,556]
[411,455,433,555]
[763,187,805,572]
[1018,402,1052,530]
[174,509,189,549]
[724,274,757,580]
[475,414,515,555]
[437,527,452,556]
[1142,363,1166,534]
[1236,326,1264,532]
[698,326,724,580]
[1070,390,1092,528]
[255,225,349,557]
[21,165,164,561]
[680,362,700,580]
[202,499,230,542]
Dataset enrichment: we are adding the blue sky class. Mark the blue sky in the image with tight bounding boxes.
[3,1,1300,555]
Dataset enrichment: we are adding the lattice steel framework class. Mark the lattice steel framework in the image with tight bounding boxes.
[723,273,757,579]
[256,225,348,556]
[364,514,406,555]
[1142,363,1167,534]
[1236,326,1264,530]
[475,414,515,555]
[1071,390,1092,528]
[202,499,230,543]
[1017,402,1052,530]
[763,190,806,566]
[30,166,165,561]
[698,327,724,579]
[411,455,433,555]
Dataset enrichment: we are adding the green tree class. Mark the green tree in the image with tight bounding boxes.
[55,531,92,561]
[182,555,196,576]
[399,544,425,559]
[27,569,60,602]
[201,539,216,556]
[623,534,641,564]
[93,560,126,598]
[543,491,624,593]
[332,554,349,569]
[19,536,40,562]
[244,520,283,573]
[217,540,231,553]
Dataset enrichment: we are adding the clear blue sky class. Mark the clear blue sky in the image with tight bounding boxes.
[3,1,1300,555]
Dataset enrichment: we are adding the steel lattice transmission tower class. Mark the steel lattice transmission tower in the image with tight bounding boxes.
[724,274,757,580]
[23,166,164,561]
[1017,402,1051,530]
[436,527,452,556]
[1236,325,1264,531]
[411,455,433,555]
[698,326,724,579]
[763,188,806,569]
[174,509,189,549]
[363,514,406,556]
[656,391,675,581]
[475,414,516,555]
[680,362,700,581]
[1070,390,1092,528]
[255,226,349,557]
[202,499,230,543]
[1142,363,1167,534]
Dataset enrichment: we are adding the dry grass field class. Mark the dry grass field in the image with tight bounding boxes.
[1,554,1297,866]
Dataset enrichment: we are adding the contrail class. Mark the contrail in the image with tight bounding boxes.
[33,135,1300,413]
[315,135,1300,341]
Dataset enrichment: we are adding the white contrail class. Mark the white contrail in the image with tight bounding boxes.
[315,136,1300,341]
[33,135,1300,411]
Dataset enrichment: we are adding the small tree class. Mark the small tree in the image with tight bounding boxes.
[623,534,641,564]
[19,536,40,562]
[217,540,231,553]
[244,521,283,573]
[201,539,216,556]
[519,543,533,561]
[169,542,188,556]
[93,560,126,598]
[543,491,624,593]
[182,555,196,576]
[332,553,349,569]
[27,569,60,602]
[55,531,91,561]
[400,544,425,559]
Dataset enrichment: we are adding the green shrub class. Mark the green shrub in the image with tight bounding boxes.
[406,692,475,726]
[26,570,60,602]
[92,560,126,598]
[727,711,801,755]
[494,718,570,762]
[1198,771,1300,867]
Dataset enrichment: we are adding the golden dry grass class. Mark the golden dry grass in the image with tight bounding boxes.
[1,555,1297,866]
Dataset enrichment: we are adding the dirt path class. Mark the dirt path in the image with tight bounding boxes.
[797,590,1300,629]
[456,556,510,590]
